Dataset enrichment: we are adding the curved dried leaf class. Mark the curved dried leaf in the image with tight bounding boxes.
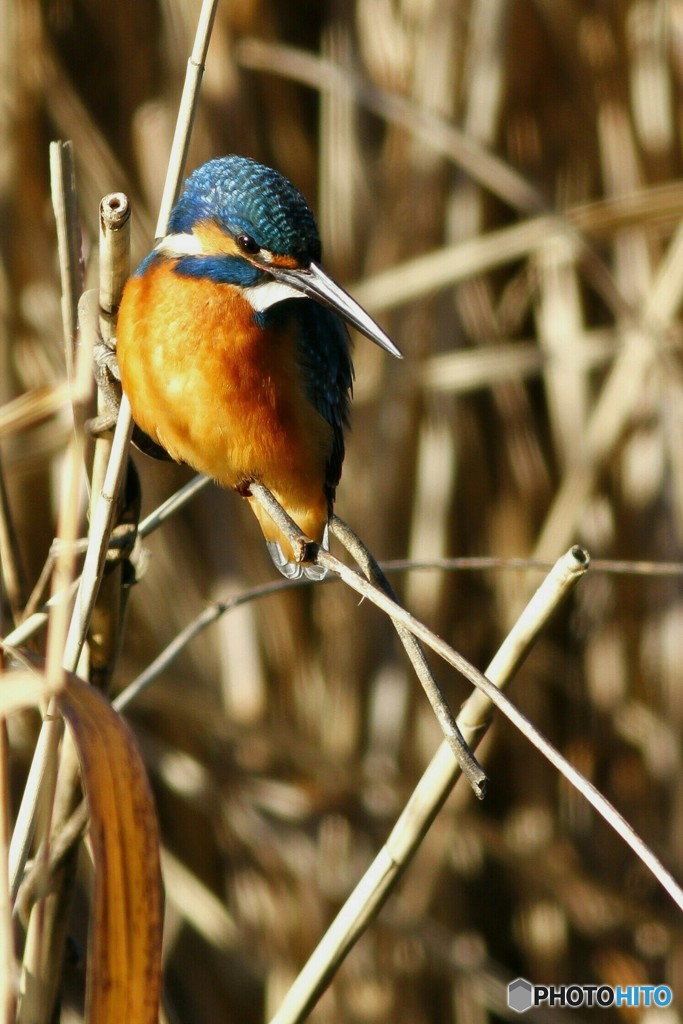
[58,677,162,1024]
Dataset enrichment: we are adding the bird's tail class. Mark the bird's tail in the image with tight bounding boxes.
[266,521,329,581]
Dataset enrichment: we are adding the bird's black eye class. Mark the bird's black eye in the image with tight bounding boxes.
[236,233,261,256]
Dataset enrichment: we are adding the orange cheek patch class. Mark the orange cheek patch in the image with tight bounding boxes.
[268,253,300,269]
[193,221,242,256]
[192,221,302,269]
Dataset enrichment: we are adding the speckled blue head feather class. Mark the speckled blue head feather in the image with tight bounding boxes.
[168,156,322,265]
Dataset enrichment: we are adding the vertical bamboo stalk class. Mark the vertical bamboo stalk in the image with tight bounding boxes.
[49,141,83,380]
[155,0,220,238]
[85,192,131,690]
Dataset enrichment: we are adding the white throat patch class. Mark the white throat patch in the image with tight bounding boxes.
[243,280,306,312]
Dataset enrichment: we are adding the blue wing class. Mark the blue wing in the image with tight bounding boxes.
[263,299,354,506]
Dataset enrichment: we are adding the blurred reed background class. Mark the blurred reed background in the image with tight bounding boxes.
[2,1,683,1021]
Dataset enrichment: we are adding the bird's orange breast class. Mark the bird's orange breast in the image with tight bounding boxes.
[116,261,333,547]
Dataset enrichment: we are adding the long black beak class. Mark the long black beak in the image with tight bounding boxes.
[270,261,402,358]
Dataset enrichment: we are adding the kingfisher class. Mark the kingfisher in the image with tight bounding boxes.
[116,155,401,580]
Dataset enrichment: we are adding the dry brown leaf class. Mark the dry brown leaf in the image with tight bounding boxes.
[57,677,163,1024]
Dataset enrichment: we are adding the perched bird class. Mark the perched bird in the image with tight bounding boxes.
[116,156,401,579]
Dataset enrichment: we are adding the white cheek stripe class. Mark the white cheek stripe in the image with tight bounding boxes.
[154,232,205,257]
[243,280,306,312]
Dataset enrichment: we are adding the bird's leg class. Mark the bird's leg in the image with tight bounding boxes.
[329,516,488,799]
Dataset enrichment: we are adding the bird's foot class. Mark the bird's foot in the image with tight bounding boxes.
[85,339,122,438]
[86,409,118,437]
[77,288,121,436]
[266,538,327,581]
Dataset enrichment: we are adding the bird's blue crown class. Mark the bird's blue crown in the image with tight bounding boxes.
[168,156,322,265]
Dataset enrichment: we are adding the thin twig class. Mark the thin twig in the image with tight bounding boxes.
[113,577,306,714]
[269,546,588,1024]
[44,140,93,691]
[155,0,220,238]
[329,516,486,798]
[247,482,313,565]
[3,475,211,653]
[319,547,683,908]
[250,483,683,915]
[139,473,210,537]
[382,555,683,577]
[61,401,133,674]
[14,803,89,925]
[105,547,683,713]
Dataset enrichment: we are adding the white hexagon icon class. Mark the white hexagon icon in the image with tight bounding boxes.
[508,978,533,1013]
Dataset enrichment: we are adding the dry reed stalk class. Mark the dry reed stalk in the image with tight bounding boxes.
[2,3,683,1021]
[0,386,72,442]
[0,458,27,624]
[49,142,82,381]
[155,0,220,237]
[236,37,544,214]
[534,215,683,560]
[419,329,618,392]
